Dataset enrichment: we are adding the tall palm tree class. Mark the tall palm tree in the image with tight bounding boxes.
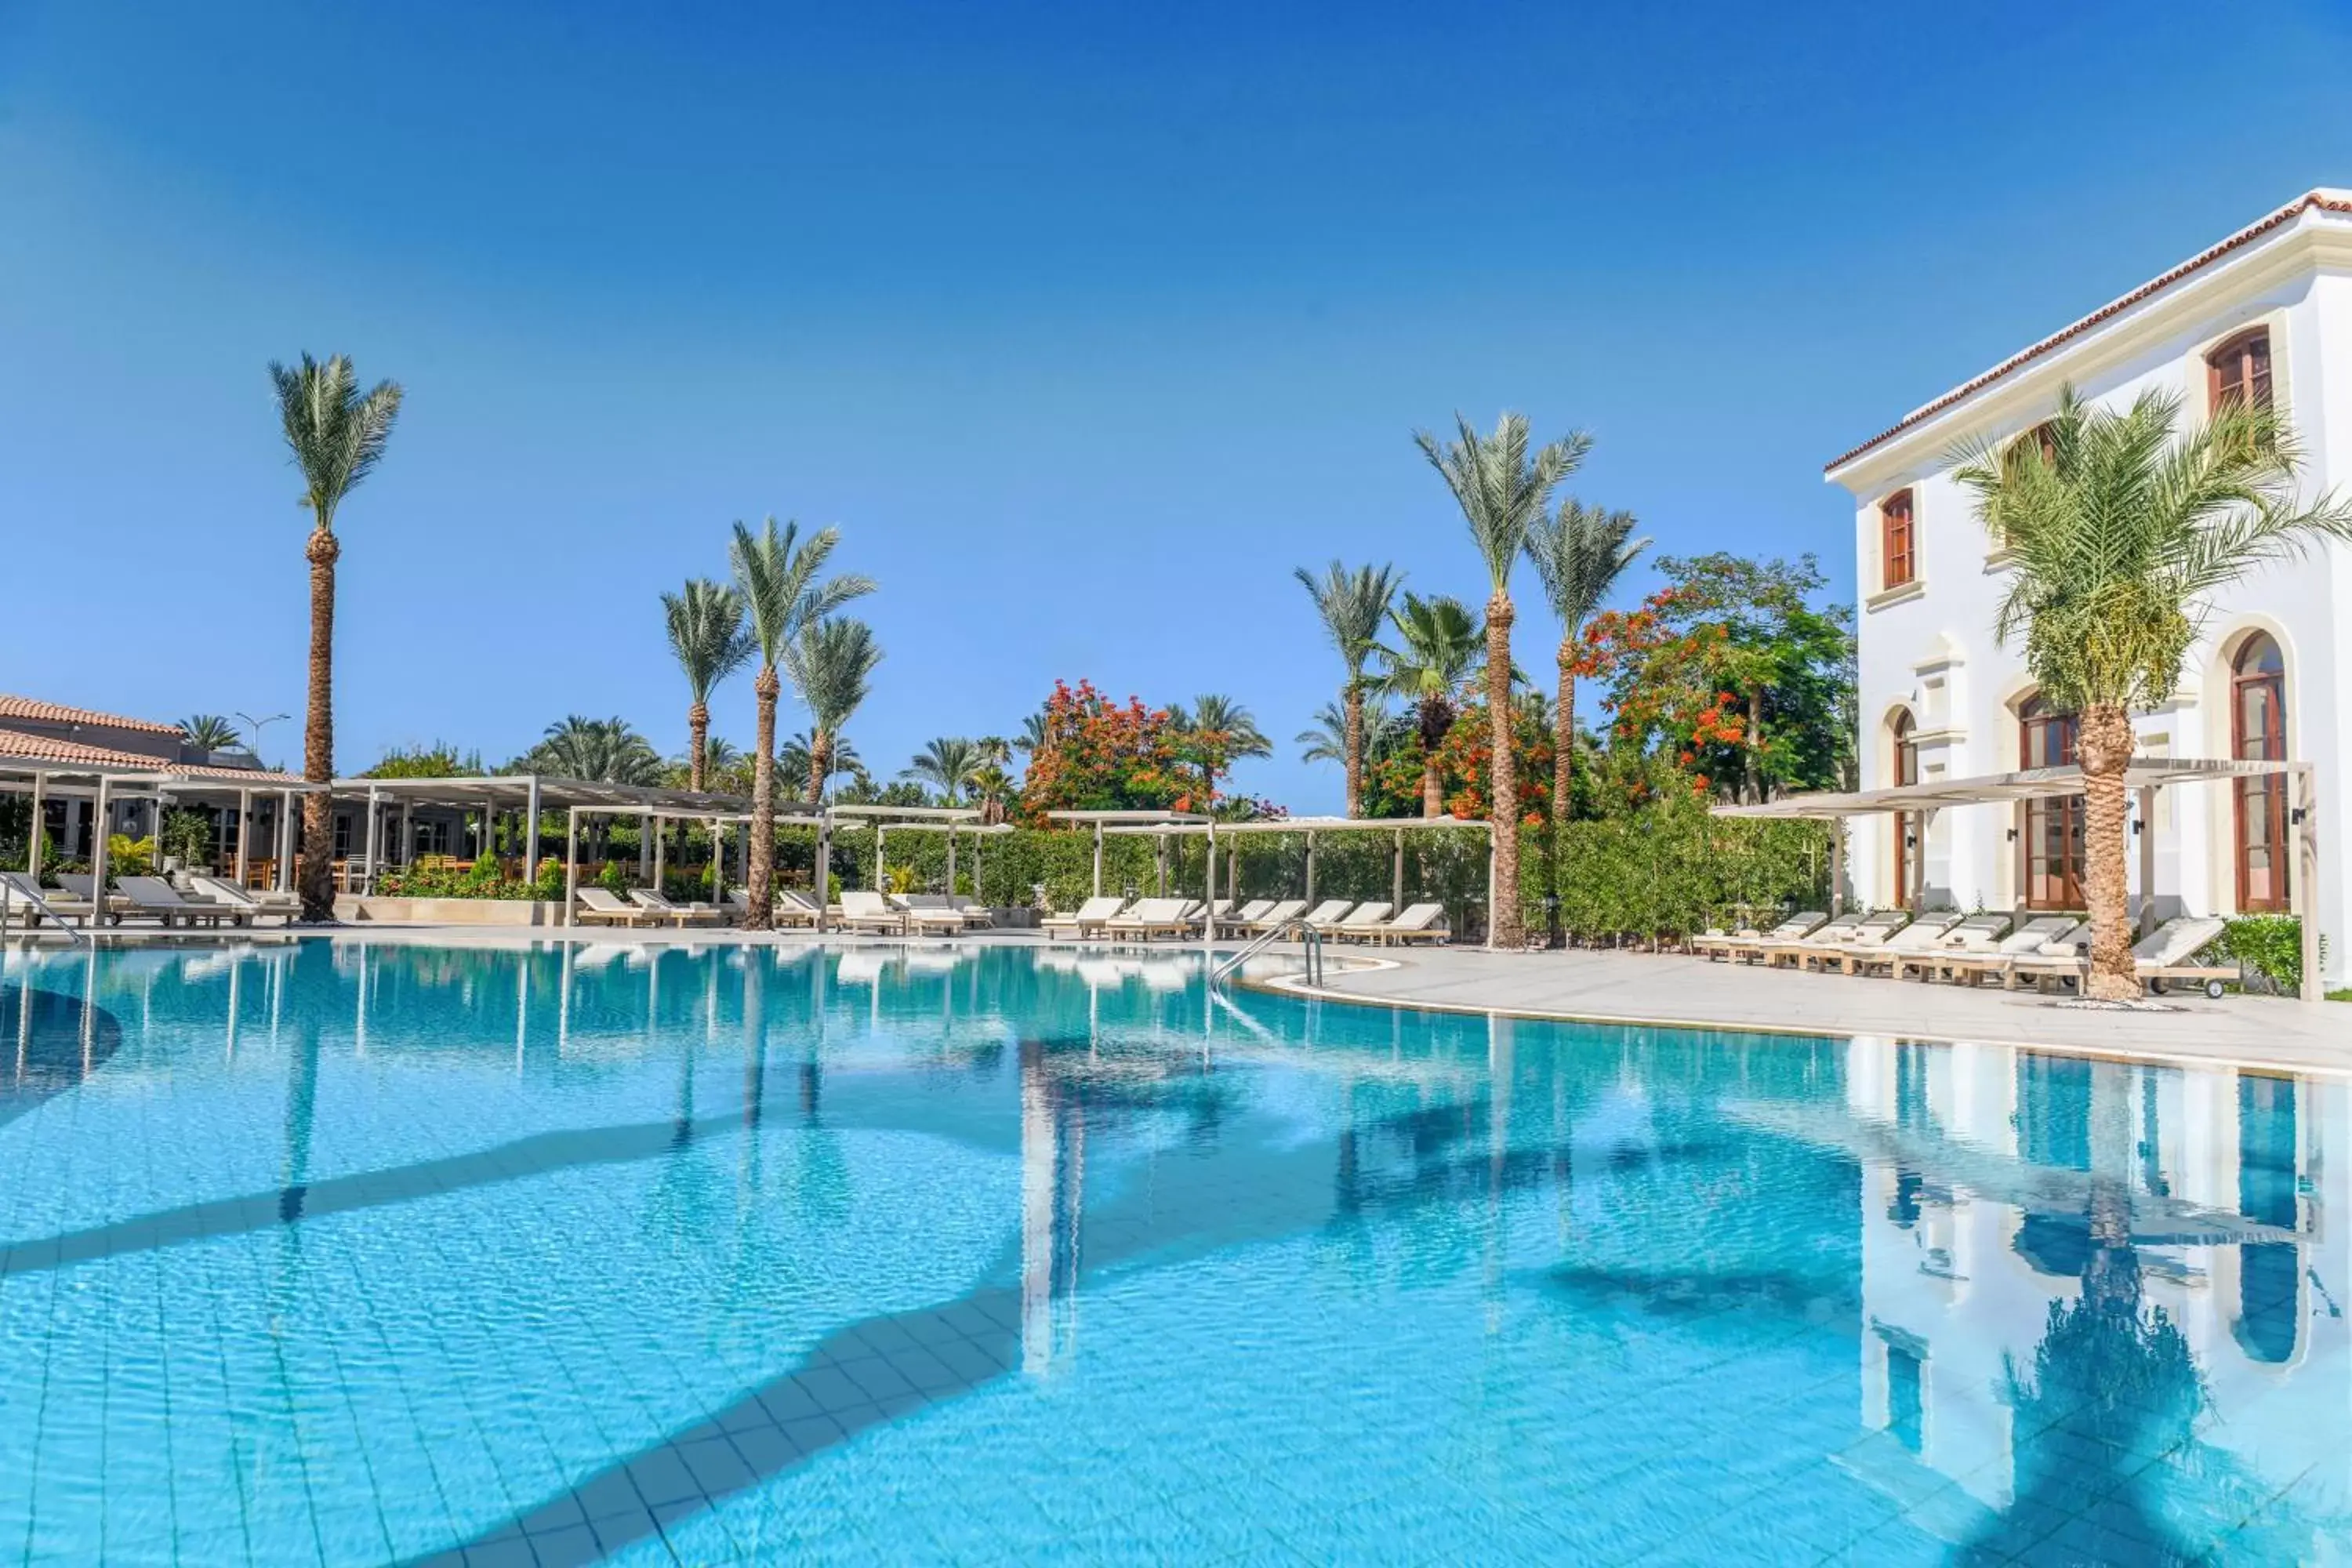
[1294,560,1402,818]
[779,731,858,797]
[662,579,752,791]
[270,353,403,919]
[1171,694,1272,800]
[1951,385,2352,1000]
[1015,712,1051,757]
[1415,412,1589,949]
[180,714,241,753]
[1526,498,1649,835]
[902,737,982,804]
[1378,593,1483,818]
[786,618,884,807]
[731,517,875,928]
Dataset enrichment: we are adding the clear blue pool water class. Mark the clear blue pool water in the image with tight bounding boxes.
[0,938,2345,1566]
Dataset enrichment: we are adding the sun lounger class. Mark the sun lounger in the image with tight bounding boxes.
[0,870,90,927]
[1104,898,1197,940]
[1708,912,1828,964]
[1888,912,2012,980]
[1243,899,1309,934]
[2008,916,2236,998]
[112,875,242,927]
[1299,899,1359,931]
[575,887,656,927]
[838,890,908,935]
[1843,913,1965,977]
[628,889,725,927]
[1215,899,1275,936]
[1756,914,1863,968]
[949,896,995,929]
[1329,902,1396,942]
[895,895,972,935]
[186,875,297,924]
[1348,902,1450,946]
[1809,911,1926,973]
[1922,916,2078,985]
[775,889,822,927]
[54,873,129,922]
[1042,897,1127,938]
[1765,910,1907,971]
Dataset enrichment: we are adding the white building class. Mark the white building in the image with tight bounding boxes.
[1828,190,2352,987]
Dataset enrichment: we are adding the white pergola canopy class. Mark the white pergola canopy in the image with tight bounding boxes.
[1711,757,2321,1001]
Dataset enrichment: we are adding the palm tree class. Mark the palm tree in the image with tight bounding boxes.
[180,714,241,753]
[1015,712,1051,757]
[1951,385,2352,1000]
[521,716,664,783]
[786,618,884,808]
[1378,593,1483,818]
[1298,699,1408,771]
[270,353,403,919]
[1171,695,1272,800]
[731,517,875,929]
[967,760,1016,824]
[1416,412,1589,949]
[1294,560,1403,817]
[662,579,752,791]
[778,731,858,798]
[903,737,982,804]
[1526,498,1649,837]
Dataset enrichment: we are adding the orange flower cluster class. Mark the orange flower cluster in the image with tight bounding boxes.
[1017,680,1210,822]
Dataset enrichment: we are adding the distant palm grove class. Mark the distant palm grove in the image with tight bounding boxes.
[285,351,1853,944]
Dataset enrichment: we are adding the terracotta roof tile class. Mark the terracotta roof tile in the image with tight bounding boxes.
[0,695,185,736]
[1826,190,2352,475]
[0,727,306,786]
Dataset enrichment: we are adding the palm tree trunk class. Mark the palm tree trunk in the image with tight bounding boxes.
[1552,645,1575,829]
[1421,753,1444,818]
[744,667,779,931]
[2078,705,2136,1001]
[1744,689,1765,804]
[688,701,710,793]
[1486,590,1522,949]
[1343,681,1364,818]
[298,526,339,921]
[807,734,829,805]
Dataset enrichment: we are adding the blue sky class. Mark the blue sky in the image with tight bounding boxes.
[4,2,2349,808]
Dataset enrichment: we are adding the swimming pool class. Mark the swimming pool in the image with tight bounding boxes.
[0,938,2343,1565]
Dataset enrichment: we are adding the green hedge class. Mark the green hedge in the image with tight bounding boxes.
[1519,804,1835,946]
[2209,916,2318,996]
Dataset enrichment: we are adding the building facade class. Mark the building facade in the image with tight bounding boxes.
[1828,191,2352,985]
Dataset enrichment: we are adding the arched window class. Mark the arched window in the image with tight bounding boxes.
[2209,328,2273,414]
[2020,696,2084,909]
[2233,633,2288,912]
[1891,710,1920,906]
[1879,489,1915,590]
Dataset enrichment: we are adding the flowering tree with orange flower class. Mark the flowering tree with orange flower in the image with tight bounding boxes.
[1573,554,1853,804]
[1017,680,1215,820]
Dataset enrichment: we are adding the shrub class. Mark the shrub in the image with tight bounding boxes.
[158,808,215,870]
[2210,916,2312,996]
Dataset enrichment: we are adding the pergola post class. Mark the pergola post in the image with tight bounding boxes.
[946,825,957,895]
[235,789,252,887]
[524,775,543,882]
[88,773,111,928]
[399,799,413,869]
[815,811,831,931]
[1392,829,1404,911]
[638,811,653,885]
[1155,833,1167,897]
[652,811,666,891]
[25,770,43,877]
[277,789,296,892]
[875,824,887,887]
[563,804,581,927]
[1304,830,1316,906]
[2293,764,2320,1003]
[1202,818,1218,954]
[361,786,382,895]
[2135,787,2158,935]
[1091,822,1105,899]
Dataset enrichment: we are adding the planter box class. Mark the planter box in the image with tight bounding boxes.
[335,896,564,926]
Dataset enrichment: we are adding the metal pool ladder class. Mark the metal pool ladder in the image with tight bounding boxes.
[1210,917,1323,989]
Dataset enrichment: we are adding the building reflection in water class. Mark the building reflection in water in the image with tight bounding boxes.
[1839,1036,2349,1553]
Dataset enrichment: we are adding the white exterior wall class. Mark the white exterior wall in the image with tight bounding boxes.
[1831,195,2352,985]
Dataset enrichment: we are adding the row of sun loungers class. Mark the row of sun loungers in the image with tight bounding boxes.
[1037,896,1451,946]
[1,871,302,929]
[1694,909,2238,996]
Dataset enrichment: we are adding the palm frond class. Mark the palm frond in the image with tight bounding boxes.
[730,517,877,666]
[1414,412,1591,590]
[662,578,753,702]
[783,616,884,736]
[1294,559,1402,679]
[268,353,404,529]
[1526,498,1648,633]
